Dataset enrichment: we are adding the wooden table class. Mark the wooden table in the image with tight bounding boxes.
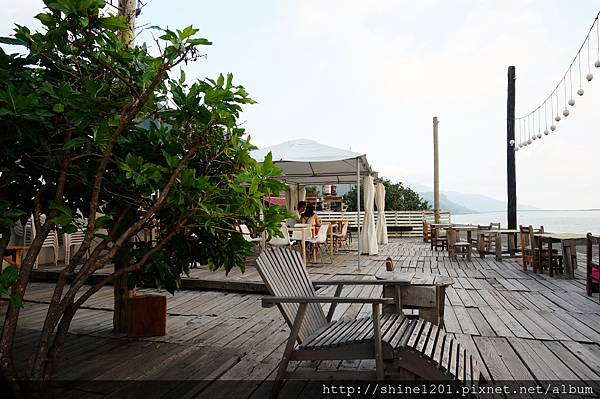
[374,271,454,328]
[449,225,478,243]
[478,228,520,261]
[3,245,25,269]
[534,233,587,278]
[288,225,311,265]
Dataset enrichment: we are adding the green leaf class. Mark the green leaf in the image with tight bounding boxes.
[0,37,25,46]
[52,103,64,113]
[9,295,23,309]
[64,137,88,150]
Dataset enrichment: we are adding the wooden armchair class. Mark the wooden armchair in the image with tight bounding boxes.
[519,225,562,273]
[422,220,431,242]
[430,225,448,251]
[448,228,471,261]
[256,247,482,397]
[587,233,600,301]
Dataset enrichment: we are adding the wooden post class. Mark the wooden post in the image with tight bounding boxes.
[507,66,517,230]
[433,117,440,224]
[356,157,361,271]
[113,0,137,334]
[118,0,137,46]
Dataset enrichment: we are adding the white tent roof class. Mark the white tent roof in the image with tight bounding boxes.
[250,139,374,184]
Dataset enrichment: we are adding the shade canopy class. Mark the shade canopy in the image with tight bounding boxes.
[250,139,373,184]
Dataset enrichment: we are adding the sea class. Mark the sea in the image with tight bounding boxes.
[451,210,600,235]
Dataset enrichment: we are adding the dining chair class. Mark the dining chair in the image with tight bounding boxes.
[307,223,331,264]
[268,222,295,248]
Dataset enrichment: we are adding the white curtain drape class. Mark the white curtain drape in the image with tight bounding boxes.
[285,184,298,212]
[298,185,306,201]
[360,175,378,255]
[375,182,388,245]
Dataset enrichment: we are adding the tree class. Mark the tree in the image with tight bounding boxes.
[0,0,287,392]
[305,185,319,197]
[343,180,429,211]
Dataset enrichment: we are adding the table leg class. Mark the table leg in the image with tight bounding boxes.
[548,239,554,277]
[508,234,516,257]
[300,231,307,266]
[436,286,446,329]
[564,245,573,279]
[329,228,334,257]
[466,231,472,261]
[495,233,502,261]
[15,249,22,266]
[536,238,543,273]
[478,233,485,258]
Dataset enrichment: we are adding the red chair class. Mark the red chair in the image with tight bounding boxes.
[587,233,600,301]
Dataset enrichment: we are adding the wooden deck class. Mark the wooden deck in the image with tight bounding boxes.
[7,238,600,397]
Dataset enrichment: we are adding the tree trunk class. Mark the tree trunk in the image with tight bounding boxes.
[113,259,131,333]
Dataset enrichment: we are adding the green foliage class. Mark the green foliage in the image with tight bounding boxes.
[0,265,22,308]
[0,0,288,296]
[344,180,429,212]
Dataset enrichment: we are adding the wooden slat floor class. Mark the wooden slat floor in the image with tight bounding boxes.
[7,238,600,398]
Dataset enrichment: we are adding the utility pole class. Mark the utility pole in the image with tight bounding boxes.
[113,0,137,334]
[118,0,137,47]
[433,117,440,223]
[507,66,517,230]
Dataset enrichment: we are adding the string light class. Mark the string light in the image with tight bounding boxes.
[516,11,599,151]
[578,53,585,95]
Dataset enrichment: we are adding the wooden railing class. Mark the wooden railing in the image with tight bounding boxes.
[318,210,451,237]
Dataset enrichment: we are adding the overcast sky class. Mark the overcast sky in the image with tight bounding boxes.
[2,1,599,209]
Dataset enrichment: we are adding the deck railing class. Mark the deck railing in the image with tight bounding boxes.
[318,210,451,237]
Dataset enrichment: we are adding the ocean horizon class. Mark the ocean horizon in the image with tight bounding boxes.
[451,209,600,235]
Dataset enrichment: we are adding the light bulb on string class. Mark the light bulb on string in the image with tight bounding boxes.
[543,101,549,135]
[563,79,570,116]
[531,111,537,141]
[537,109,542,139]
[596,18,600,67]
[587,35,594,81]
[555,90,561,121]
[568,67,575,106]
[578,52,585,95]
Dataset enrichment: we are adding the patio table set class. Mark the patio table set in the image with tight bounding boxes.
[424,220,588,281]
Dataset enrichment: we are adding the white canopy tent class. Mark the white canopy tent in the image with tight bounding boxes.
[250,138,376,269]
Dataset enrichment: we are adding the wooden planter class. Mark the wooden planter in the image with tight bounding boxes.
[127,294,167,337]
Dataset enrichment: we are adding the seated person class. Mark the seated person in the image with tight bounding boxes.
[300,202,321,228]
[287,201,307,227]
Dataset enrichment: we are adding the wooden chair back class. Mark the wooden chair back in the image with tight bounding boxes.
[489,222,501,230]
[587,233,600,297]
[256,247,328,343]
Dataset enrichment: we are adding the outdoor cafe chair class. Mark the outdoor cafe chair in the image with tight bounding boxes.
[268,222,295,248]
[256,247,482,398]
[307,223,331,264]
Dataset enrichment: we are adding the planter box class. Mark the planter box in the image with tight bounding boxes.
[127,294,167,337]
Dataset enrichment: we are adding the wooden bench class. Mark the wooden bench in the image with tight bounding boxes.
[256,247,482,397]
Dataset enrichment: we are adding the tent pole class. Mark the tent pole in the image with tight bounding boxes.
[356,157,361,271]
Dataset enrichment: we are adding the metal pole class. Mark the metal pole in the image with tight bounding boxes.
[433,116,440,224]
[507,66,517,229]
[356,157,361,271]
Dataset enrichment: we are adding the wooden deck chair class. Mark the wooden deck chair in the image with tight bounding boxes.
[256,247,482,398]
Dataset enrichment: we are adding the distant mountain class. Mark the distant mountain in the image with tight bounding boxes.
[405,182,538,213]
[419,192,475,215]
